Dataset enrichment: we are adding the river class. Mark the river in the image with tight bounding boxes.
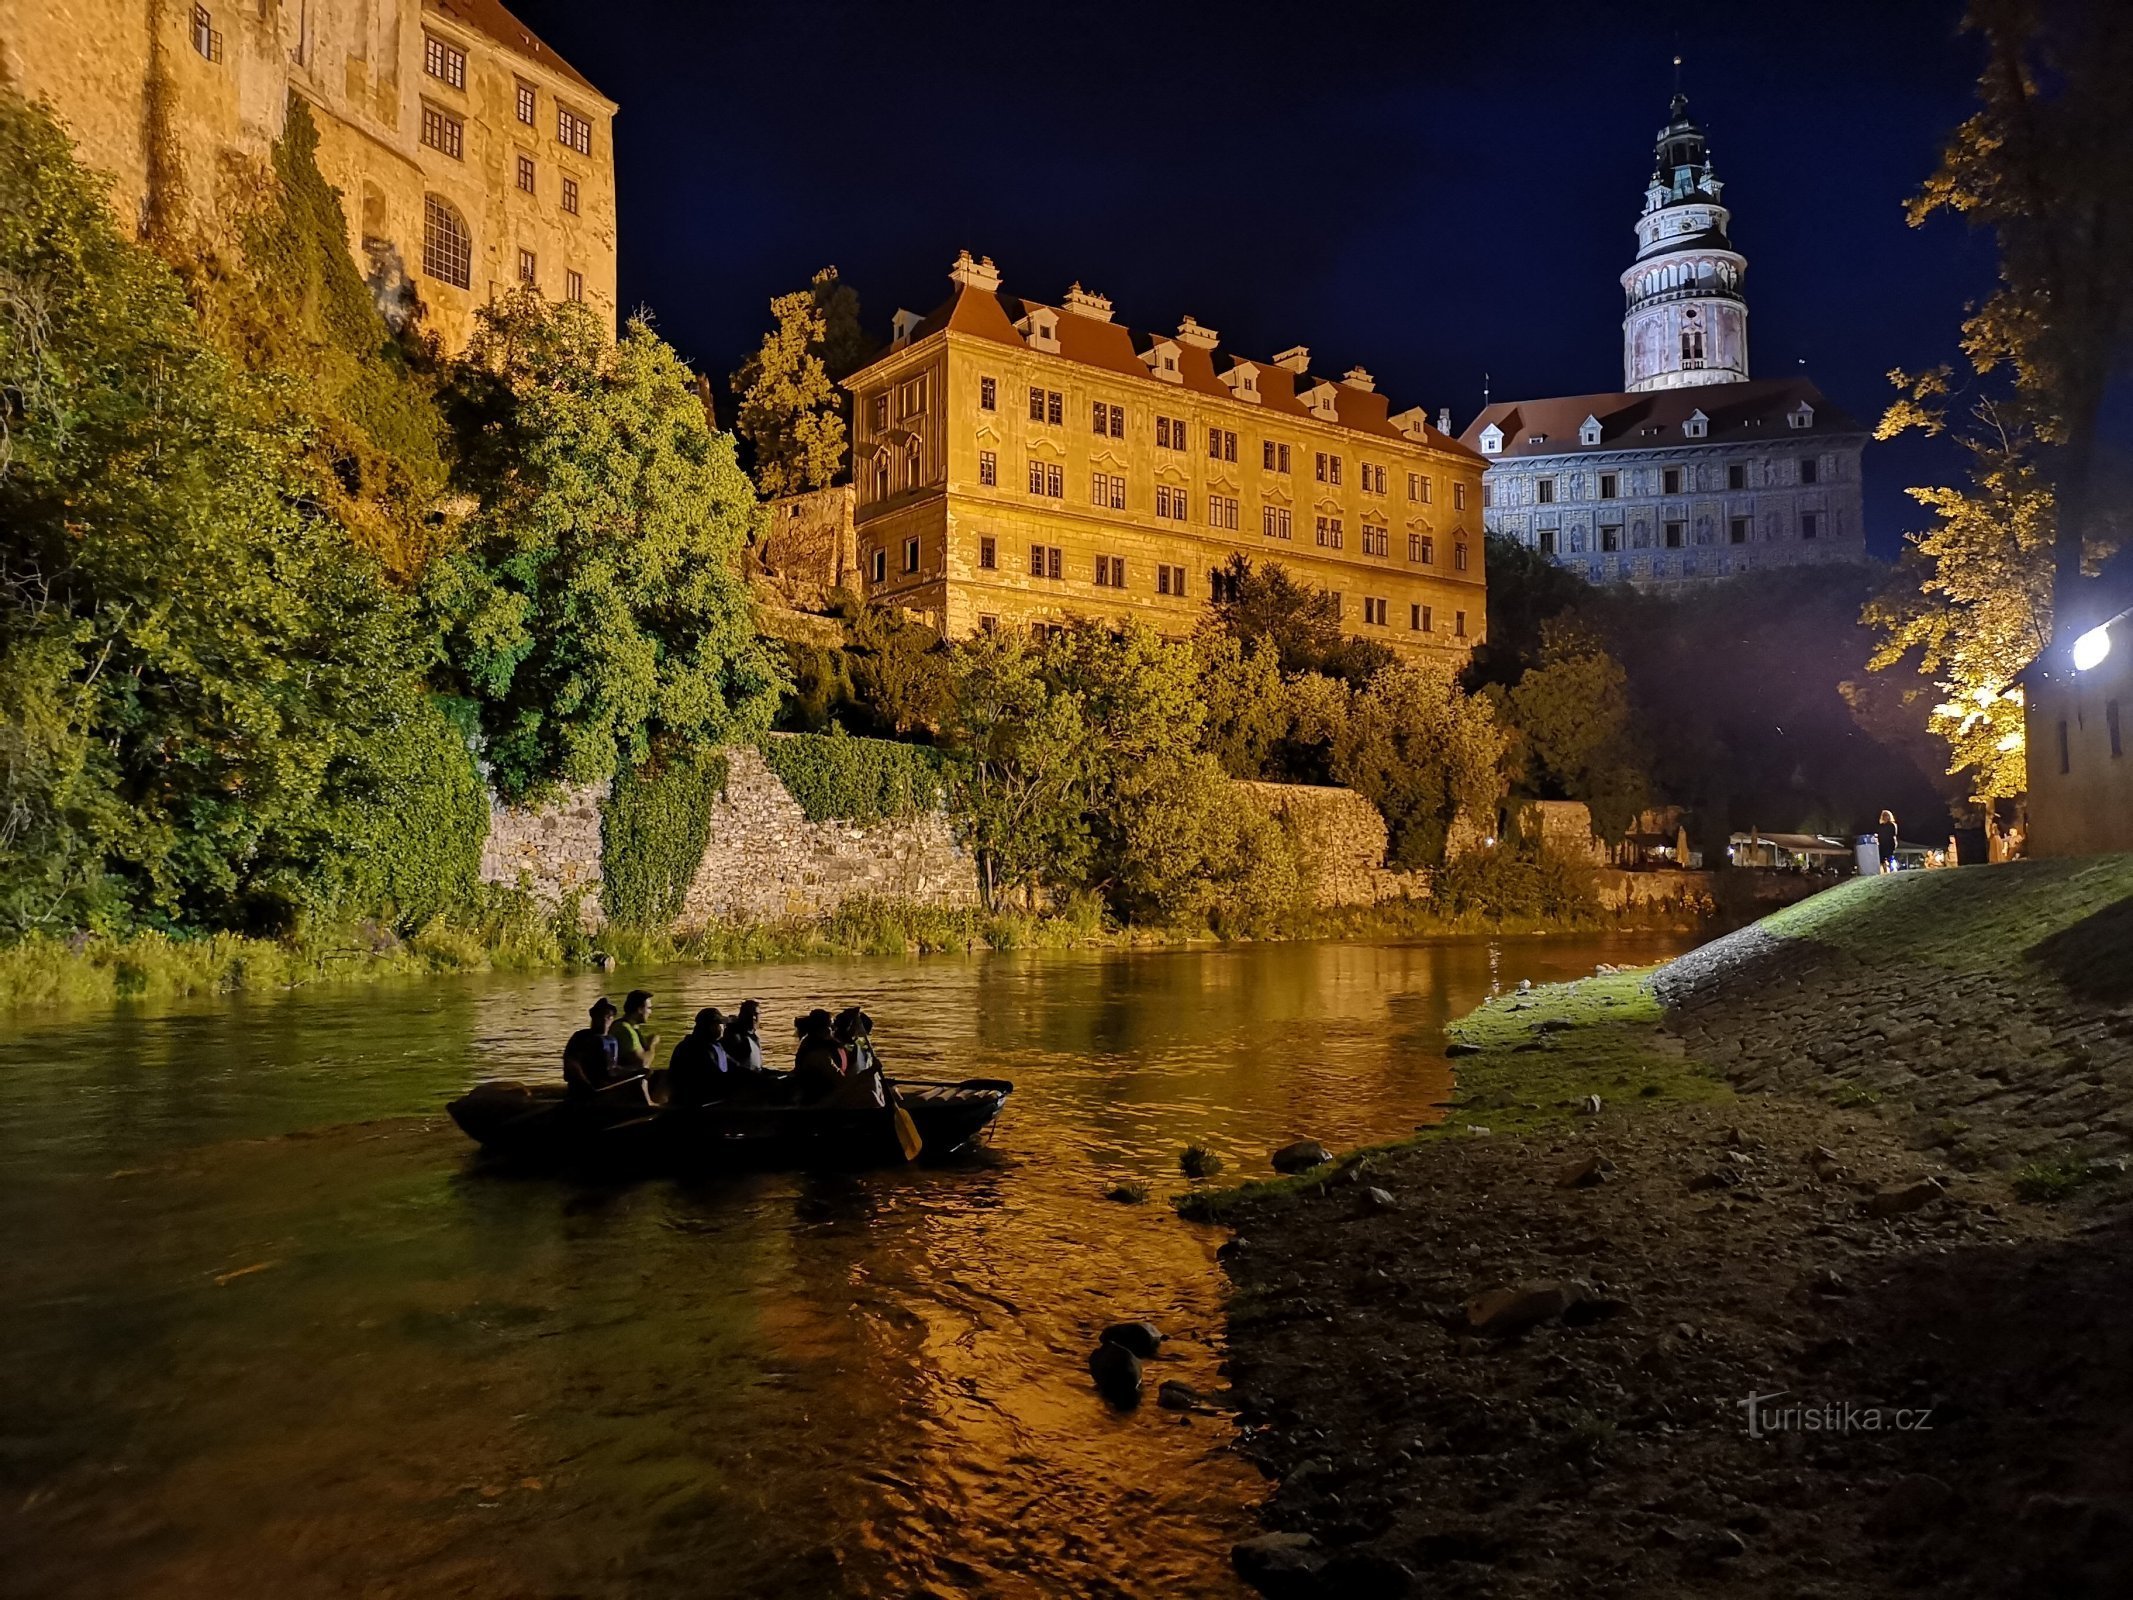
[0,933,1690,1598]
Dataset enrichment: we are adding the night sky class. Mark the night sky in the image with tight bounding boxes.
[508,0,2001,558]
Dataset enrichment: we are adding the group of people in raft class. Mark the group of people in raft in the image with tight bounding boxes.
[562,990,888,1112]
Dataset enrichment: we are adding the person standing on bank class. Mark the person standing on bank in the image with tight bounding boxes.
[1876,810,1900,874]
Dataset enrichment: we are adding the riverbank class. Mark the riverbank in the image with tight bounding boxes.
[0,888,1707,1017]
[1208,856,2133,1598]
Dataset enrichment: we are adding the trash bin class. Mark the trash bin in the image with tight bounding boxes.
[1855,835,1881,876]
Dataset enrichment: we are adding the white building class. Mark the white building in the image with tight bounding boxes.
[1461,93,1868,586]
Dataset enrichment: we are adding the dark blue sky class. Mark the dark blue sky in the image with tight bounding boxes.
[510,0,1999,557]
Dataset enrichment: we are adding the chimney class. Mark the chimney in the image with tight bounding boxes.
[1176,315,1219,350]
[948,249,1002,293]
[1437,406,1452,433]
[1341,365,1375,392]
[1272,345,1311,374]
[1061,282,1114,321]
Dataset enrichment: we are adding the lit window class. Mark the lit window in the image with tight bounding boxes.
[517,154,536,193]
[421,195,471,289]
[1452,482,1466,510]
[424,34,466,89]
[561,177,580,216]
[1455,542,1469,570]
[516,82,537,125]
[978,450,997,487]
[420,104,464,160]
[564,269,584,303]
[557,106,592,156]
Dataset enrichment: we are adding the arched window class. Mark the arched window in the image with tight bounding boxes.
[422,194,471,289]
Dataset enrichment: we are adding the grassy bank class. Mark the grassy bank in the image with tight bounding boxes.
[0,888,1680,1017]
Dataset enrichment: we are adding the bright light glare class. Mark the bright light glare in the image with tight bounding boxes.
[2072,625,2112,672]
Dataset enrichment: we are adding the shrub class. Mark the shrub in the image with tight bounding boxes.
[600,751,729,929]
[762,729,945,822]
[1430,846,1599,923]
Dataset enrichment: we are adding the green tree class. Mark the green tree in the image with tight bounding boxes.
[1911,0,2133,636]
[1194,628,1290,777]
[730,266,873,497]
[1864,374,2062,804]
[1466,531,1596,691]
[1208,554,1393,686]
[0,92,451,931]
[1497,620,1651,844]
[845,602,952,736]
[940,630,1092,910]
[1331,662,1508,869]
[430,291,784,801]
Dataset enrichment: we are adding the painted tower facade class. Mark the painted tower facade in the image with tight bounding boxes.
[1621,93,1749,393]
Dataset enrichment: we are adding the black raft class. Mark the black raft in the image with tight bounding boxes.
[446,1077,1013,1171]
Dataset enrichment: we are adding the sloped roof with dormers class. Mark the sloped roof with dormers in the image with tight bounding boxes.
[1459,377,1862,460]
[870,280,1482,460]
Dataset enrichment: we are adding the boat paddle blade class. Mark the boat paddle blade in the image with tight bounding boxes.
[893,1103,924,1161]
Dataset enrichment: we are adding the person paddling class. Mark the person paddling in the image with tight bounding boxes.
[668,1008,729,1107]
[615,990,661,1074]
[563,998,619,1098]
[789,1009,847,1103]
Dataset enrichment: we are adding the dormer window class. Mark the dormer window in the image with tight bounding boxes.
[1527,435,1545,446]
[1579,415,1604,447]
[1683,410,1709,439]
[1789,402,1814,430]
[1477,424,1504,456]
[1222,363,1263,405]
[1018,308,1060,353]
[1143,339,1184,384]
[890,308,923,346]
[1303,381,1339,420]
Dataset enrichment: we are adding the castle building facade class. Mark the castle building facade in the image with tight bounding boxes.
[0,0,616,350]
[845,253,1488,657]
[1460,94,1867,586]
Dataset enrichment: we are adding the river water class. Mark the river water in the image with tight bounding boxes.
[0,934,1688,1599]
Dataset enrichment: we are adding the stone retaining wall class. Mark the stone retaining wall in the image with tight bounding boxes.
[477,746,979,930]
[1236,781,1428,907]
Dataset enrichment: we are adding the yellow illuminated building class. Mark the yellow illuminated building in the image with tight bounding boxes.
[845,252,1487,657]
[0,0,617,350]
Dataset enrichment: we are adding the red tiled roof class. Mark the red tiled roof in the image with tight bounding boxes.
[879,282,1481,460]
[1458,377,1862,459]
[425,0,606,101]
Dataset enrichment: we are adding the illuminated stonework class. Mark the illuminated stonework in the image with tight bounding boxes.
[1622,93,1750,393]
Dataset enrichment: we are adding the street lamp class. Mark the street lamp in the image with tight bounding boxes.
[2073,624,2112,673]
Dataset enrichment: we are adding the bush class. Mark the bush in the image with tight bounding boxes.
[319,696,490,931]
[1430,847,1599,923]
[762,729,944,822]
[600,750,729,929]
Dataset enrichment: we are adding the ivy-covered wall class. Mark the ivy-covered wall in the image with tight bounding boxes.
[599,751,730,929]
[759,730,945,823]
[479,744,975,929]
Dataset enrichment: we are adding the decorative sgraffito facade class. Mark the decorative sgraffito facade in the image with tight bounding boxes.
[0,0,617,351]
[1460,91,1868,587]
[844,252,1489,659]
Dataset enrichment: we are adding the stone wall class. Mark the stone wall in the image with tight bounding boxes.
[1237,781,1427,907]
[675,746,975,924]
[480,782,606,924]
[476,746,978,930]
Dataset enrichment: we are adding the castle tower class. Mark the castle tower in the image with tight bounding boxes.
[1621,93,1750,392]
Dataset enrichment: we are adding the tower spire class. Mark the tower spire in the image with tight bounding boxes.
[1619,88,1750,392]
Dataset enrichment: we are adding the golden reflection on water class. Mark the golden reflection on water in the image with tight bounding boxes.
[0,934,1687,1597]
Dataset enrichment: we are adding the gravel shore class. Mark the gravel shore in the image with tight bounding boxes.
[1212,860,2133,1598]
